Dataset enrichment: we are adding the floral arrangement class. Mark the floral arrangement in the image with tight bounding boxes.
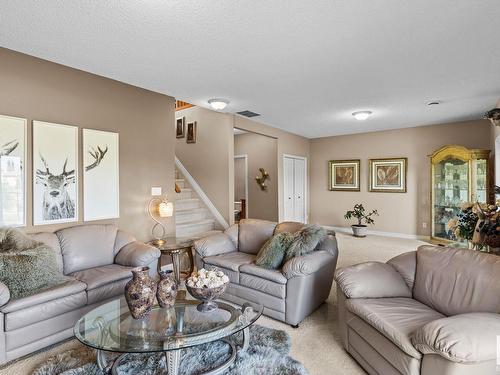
[186,268,229,289]
[447,203,479,241]
[475,201,500,248]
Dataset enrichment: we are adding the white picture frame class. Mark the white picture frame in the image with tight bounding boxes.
[83,129,120,221]
[0,115,27,227]
[33,121,79,225]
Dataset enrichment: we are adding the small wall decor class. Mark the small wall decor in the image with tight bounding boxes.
[255,168,269,191]
[33,121,78,225]
[186,121,197,144]
[369,157,407,193]
[329,159,360,191]
[83,129,120,221]
[176,117,185,138]
[484,107,500,127]
[0,115,27,226]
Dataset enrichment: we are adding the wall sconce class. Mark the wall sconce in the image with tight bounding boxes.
[485,108,500,127]
[255,168,269,191]
[148,196,173,246]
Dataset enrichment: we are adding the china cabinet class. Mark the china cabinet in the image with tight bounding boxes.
[430,145,490,244]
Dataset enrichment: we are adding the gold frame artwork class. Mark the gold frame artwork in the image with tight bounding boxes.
[328,159,360,191]
[369,158,407,193]
[186,121,197,144]
[176,117,185,138]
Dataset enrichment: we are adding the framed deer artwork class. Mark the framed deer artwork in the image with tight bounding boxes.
[33,121,79,225]
[83,129,119,221]
[0,115,27,227]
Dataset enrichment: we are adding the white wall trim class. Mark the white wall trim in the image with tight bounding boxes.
[234,154,249,218]
[175,156,229,229]
[323,225,430,242]
[283,154,308,224]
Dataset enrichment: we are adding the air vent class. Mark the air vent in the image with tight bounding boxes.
[237,110,260,118]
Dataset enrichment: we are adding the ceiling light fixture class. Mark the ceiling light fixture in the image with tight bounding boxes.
[427,101,441,106]
[352,111,372,121]
[208,98,229,110]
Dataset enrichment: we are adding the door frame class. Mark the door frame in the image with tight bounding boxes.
[283,154,308,223]
[234,154,249,219]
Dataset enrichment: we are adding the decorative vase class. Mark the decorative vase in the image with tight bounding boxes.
[351,225,368,238]
[156,270,178,308]
[125,266,157,319]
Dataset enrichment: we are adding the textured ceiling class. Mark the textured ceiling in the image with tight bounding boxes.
[1,1,499,138]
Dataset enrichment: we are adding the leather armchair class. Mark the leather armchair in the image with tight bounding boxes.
[0,224,160,365]
[335,245,500,375]
[194,219,339,327]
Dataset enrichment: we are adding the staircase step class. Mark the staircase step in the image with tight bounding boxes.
[175,178,186,189]
[176,188,193,200]
[175,208,208,224]
[175,198,200,210]
[177,230,223,242]
[176,219,215,237]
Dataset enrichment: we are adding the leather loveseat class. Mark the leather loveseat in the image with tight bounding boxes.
[0,224,160,365]
[335,245,500,375]
[193,219,339,327]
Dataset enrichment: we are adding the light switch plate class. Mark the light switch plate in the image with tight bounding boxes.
[151,187,162,196]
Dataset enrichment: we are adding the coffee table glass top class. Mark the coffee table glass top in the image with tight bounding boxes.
[74,296,263,353]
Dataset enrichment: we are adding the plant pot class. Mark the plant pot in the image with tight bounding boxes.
[351,225,368,238]
[125,266,157,319]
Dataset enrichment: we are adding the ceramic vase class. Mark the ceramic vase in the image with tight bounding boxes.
[156,270,178,308]
[125,266,157,319]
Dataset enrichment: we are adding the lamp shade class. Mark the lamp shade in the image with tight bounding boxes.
[159,201,174,217]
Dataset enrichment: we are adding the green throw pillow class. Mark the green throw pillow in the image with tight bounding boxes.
[0,228,64,299]
[255,232,295,269]
[284,224,326,263]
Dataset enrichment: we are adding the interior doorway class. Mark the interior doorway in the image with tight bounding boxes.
[233,127,278,222]
[234,154,248,222]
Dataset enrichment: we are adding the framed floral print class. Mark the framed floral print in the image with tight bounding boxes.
[369,158,407,193]
[329,159,360,191]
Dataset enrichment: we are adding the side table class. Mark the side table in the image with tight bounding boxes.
[148,237,194,284]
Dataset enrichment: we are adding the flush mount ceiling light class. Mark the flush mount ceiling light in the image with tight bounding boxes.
[352,111,372,121]
[208,98,229,110]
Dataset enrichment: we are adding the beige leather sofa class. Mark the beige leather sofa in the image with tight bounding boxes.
[194,219,339,327]
[0,224,160,365]
[335,245,500,375]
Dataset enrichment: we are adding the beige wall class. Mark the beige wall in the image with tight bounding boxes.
[175,106,234,225]
[310,120,491,236]
[234,132,278,221]
[0,48,175,241]
[234,116,310,222]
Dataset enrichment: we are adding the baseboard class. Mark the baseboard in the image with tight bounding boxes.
[323,225,430,242]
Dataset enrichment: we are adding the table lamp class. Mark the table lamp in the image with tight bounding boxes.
[148,195,173,246]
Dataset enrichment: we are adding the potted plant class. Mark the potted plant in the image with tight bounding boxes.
[344,204,379,237]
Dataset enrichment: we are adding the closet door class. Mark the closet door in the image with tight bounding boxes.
[293,158,306,223]
[283,156,295,222]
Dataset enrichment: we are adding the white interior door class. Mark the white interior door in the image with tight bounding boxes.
[293,158,306,223]
[283,155,307,223]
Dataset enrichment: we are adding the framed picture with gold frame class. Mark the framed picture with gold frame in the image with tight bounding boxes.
[176,117,185,138]
[369,158,407,193]
[328,159,360,191]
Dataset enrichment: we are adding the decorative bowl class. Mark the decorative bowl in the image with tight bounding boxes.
[186,283,228,312]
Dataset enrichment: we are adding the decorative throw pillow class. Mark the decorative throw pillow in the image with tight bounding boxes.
[0,227,64,299]
[284,224,327,263]
[255,232,295,269]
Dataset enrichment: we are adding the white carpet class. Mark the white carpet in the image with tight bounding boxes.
[0,232,426,375]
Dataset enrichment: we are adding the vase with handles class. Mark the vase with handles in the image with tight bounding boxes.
[157,270,178,308]
[125,266,157,319]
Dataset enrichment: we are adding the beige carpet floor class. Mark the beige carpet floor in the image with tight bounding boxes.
[0,232,426,375]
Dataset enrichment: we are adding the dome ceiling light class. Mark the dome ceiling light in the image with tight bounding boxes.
[208,98,229,111]
[352,111,373,121]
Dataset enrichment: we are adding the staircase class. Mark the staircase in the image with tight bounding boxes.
[175,168,222,240]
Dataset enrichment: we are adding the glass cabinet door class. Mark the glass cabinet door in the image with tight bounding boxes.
[432,157,469,241]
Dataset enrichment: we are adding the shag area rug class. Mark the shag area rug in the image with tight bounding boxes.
[32,325,308,375]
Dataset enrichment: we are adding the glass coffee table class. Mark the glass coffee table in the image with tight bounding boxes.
[74,294,263,375]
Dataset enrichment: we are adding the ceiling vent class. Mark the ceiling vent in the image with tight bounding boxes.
[237,110,260,118]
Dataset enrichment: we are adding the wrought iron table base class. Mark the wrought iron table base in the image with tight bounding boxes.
[97,327,249,375]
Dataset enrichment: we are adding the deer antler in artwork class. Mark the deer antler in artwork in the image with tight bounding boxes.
[85,145,108,172]
[0,140,19,157]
